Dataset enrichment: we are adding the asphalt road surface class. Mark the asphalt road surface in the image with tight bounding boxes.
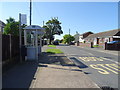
[57,44,119,89]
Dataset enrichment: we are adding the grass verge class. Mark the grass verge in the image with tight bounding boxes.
[93,45,103,48]
[46,49,63,54]
[48,45,56,48]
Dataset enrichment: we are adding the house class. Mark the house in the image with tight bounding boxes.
[0,20,5,33]
[79,31,93,43]
[85,29,120,46]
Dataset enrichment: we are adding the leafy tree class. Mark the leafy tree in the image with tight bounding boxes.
[4,20,19,36]
[43,17,63,44]
[4,17,26,36]
[63,34,75,44]
[6,17,15,23]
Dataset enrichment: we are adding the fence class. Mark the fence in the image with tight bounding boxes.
[2,34,20,67]
[106,43,120,51]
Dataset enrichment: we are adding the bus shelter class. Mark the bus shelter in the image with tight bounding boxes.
[23,25,45,61]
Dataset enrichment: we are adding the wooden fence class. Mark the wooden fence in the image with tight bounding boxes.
[2,34,20,67]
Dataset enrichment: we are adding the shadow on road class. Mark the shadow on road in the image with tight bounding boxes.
[69,57,88,68]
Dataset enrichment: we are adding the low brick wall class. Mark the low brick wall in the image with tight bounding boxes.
[79,43,91,47]
[99,43,105,48]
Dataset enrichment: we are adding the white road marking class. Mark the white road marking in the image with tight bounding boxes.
[99,57,119,65]
[88,53,94,55]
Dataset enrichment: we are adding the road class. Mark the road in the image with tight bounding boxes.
[56,44,119,89]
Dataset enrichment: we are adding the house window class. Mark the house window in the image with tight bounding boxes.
[105,38,109,42]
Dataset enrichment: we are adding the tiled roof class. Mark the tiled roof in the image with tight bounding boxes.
[79,31,93,36]
[85,29,120,39]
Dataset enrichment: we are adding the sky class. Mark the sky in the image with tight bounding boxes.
[0,2,118,40]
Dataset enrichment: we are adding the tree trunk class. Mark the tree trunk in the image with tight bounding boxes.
[49,39,51,45]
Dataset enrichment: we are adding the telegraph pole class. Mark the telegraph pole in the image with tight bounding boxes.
[69,29,70,35]
[19,13,22,63]
[43,21,44,26]
[30,0,32,25]
[69,29,70,45]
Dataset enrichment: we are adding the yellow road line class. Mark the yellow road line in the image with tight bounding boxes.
[97,64,118,74]
[90,64,109,74]
[105,64,119,71]
[79,57,103,62]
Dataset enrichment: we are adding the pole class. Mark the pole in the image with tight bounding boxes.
[69,29,70,45]
[19,13,22,63]
[43,21,44,26]
[30,0,32,25]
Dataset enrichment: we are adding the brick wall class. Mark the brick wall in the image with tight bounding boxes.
[79,43,91,47]
[99,43,105,48]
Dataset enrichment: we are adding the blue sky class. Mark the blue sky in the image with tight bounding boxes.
[0,2,118,39]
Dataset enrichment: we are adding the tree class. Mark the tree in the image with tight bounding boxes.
[6,17,15,23]
[4,17,26,36]
[4,17,19,36]
[63,34,75,44]
[43,17,63,44]
[4,22,19,36]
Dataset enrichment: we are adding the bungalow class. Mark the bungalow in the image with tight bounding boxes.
[79,31,93,43]
[85,29,120,47]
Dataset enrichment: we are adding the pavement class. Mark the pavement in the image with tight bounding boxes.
[3,45,101,89]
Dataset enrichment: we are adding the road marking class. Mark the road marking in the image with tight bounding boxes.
[105,64,120,71]
[99,57,119,65]
[109,64,120,71]
[90,64,119,74]
[79,57,103,62]
[97,64,118,74]
[88,53,94,55]
[90,64,109,74]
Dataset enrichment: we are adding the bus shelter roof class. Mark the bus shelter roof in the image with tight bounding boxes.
[23,25,45,31]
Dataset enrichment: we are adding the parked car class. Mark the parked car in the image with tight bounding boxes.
[69,41,75,45]
[53,40,59,45]
[107,41,120,44]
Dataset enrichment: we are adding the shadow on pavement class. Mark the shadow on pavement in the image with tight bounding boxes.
[3,52,83,88]
[39,52,76,66]
[39,52,61,64]
[2,61,38,88]
[39,52,82,72]
[38,65,82,72]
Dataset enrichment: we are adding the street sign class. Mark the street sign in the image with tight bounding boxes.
[21,14,27,25]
